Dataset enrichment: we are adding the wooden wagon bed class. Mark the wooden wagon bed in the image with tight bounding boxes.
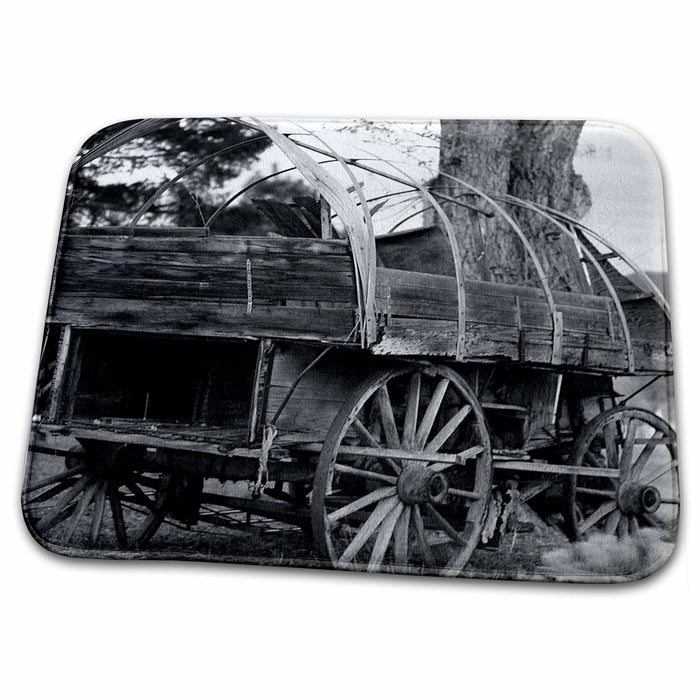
[49,227,670,376]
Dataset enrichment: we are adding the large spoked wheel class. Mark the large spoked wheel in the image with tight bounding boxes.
[564,406,679,541]
[24,442,182,550]
[311,364,492,576]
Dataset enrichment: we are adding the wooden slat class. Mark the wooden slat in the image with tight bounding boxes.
[55,233,358,313]
[67,226,209,238]
[57,274,356,305]
[493,460,620,478]
[51,297,357,341]
[376,267,614,336]
[47,325,72,422]
[60,248,354,276]
[377,268,613,309]
[64,231,351,256]
[264,344,375,432]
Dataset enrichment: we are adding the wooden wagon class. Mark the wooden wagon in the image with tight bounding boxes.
[23,118,678,577]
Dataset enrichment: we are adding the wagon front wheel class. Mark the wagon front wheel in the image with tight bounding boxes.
[24,443,181,550]
[311,365,492,576]
[564,406,679,541]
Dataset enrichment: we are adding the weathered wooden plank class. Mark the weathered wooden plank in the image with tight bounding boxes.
[494,460,620,479]
[47,325,72,422]
[372,316,629,370]
[64,231,351,256]
[60,248,354,277]
[41,422,262,459]
[377,267,613,309]
[57,275,357,305]
[51,297,357,342]
[376,293,613,337]
[265,343,378,432]
[66,226,210,238]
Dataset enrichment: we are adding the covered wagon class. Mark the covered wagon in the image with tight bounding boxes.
[23,118,677,577]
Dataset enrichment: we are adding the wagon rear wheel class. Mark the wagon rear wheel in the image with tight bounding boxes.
[311,365,492,576]
[24,443,182,550]
[564,406,679,541]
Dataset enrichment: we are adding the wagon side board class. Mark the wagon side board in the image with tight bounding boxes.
[372,267,671,373]
[50,231,360,344]
[47,228,671,375]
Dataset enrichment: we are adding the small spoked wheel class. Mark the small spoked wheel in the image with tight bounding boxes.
[564,406,679,540]
[311,364,492,576]
[23,442,182,550]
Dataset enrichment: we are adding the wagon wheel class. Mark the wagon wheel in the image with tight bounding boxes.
[23,443,181,550]
[311,365,492,576]
[564,406,679,541]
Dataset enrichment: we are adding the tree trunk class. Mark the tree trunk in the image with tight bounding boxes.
[435,120,591,291]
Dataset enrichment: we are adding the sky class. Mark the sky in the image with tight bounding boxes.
[574,121,667,273]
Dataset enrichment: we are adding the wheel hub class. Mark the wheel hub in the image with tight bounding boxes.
[397,463,450,505]
[617,481,661,515]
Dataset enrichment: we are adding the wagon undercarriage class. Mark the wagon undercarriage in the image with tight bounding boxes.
[26,336,679,576]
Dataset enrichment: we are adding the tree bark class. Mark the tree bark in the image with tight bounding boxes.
[435,120,591,291]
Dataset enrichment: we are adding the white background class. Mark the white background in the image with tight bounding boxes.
[1,2,697,698]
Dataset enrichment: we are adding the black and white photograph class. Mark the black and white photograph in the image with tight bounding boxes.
[3,5,698,699]
[21,117,678,581]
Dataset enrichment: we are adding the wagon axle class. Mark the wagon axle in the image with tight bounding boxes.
[617,481,661,516]
[397,464,450,506]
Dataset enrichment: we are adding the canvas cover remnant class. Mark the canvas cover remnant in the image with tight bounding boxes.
[22,118,678,581]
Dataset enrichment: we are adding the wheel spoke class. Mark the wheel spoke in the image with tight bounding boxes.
[415,378,450,449]
[36,474,94,531]
[641,513,663,528]
[64,479,100,544]
[629,515,639,536]
[351,418,402,475]
[579,500,617,534]
[124,479,159,513]
[367,502,404,572]
[338,495,400,564]
[24,478,79,505]
[604,508,622,535]
[645,459,678,484]
[108,486,128,549]
[393,505,410,566]
[629,430,663,479]
[89,482,108,546]
[327,486,397,523]
[424,503,467,546]
[376,385,401,449]
[333,463,398,485]
[425,404,472,453]
[617,514,629,537]
[619,418,638,476]
[402,372,421,448]
[24,464,86,494]
[411,504,436,567]
[603,422,620,471]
